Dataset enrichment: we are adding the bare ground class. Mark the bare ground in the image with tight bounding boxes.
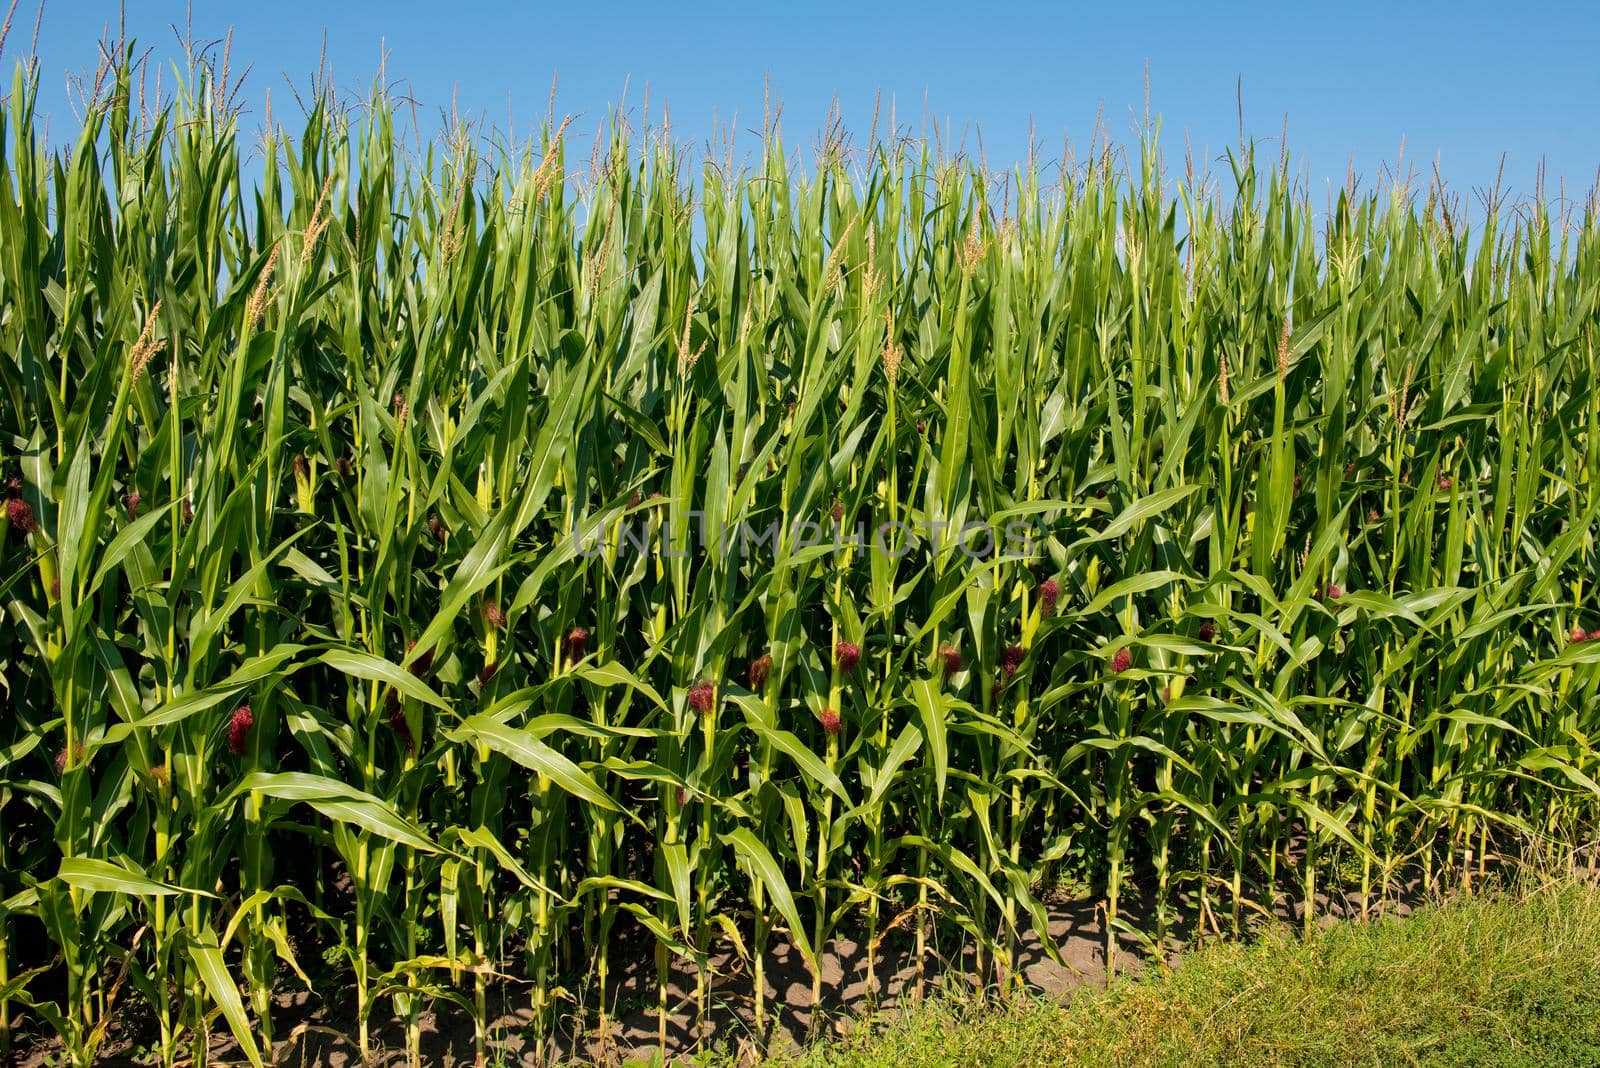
[9,875,1433,1067]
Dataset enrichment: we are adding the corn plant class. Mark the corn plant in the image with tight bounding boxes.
[1,45,1598,1066]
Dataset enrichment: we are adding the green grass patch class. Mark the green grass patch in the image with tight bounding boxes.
[774,877,1600,1067]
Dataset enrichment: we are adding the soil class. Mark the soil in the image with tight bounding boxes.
[8,875,1429,1067]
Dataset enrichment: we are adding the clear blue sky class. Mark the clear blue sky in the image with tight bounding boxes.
[13,0,1600,207]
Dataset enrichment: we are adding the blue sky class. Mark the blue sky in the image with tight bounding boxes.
[14,0,1600,206]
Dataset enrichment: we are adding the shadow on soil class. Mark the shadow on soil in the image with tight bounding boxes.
[12,872,1437,1067]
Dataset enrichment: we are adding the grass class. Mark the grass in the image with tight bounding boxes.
[768,875,1600,1067]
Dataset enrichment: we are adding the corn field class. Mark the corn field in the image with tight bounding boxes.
[2,50,1599,1066]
